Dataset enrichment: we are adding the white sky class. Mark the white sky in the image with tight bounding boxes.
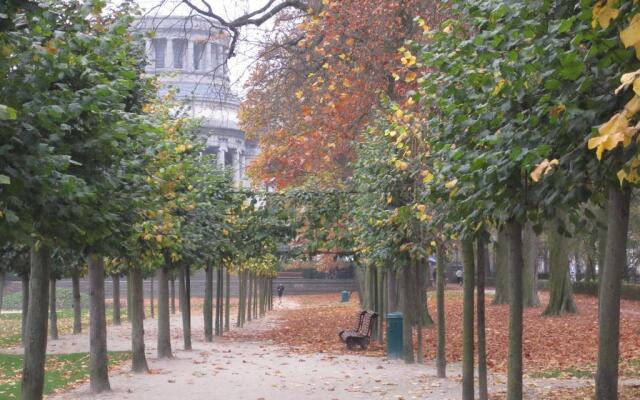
[135,0,275,97]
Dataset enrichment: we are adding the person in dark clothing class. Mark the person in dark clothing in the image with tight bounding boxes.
[277,284,285,303]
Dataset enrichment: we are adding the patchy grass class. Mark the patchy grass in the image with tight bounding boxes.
[0,351,130,399]
[529,366,593,379]
[2,289,89,310]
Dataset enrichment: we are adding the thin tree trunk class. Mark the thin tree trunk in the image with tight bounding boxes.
[21,245,51,400]
[225,268,230,331]
[544,216,577,316]
[476,236,489,400]
[0,269,5,313]
[377,267,385,343]
[130,266,149,373]
[126,273,132,322]
[204,265,213,342]
[436,243,447,378]
[387,266,398,312]
[49,276,58,340]
[157,265,172,358]
[507,219,524,400]
[112,274,121,326]
[253,273,258,319]
[461,239,475,400]
[596,185,631,399]
[150,275,154,319]
[215,267,221,336]
[597,203,607,283]
[180,264,191,350]
[400,264,415,363]
[416,262,424,363]
[21,273,29,345]
[72,268,82,334]
[247,272,253,322]
[493,228,509,304]
[87,253,110,393]
[523,222,541,307]
[170,276,176,315]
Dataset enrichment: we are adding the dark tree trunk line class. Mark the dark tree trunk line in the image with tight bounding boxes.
[21,273,29,345]
[544,216,577,316]
[49,276,58,340]
[377,267,385,344]
[126,273,132,323]
[400,263,415,363]
[157,264,172,359]
[387,265,398,312]
[522,222,540,308]
[436,243,447,378]
[225,268,230,331]
[493,228,509,305]
[596,185,631,400]
[507,219,524,400]
[247,272,253,322]
[461,239,475,400]
[112,274,121,326]
[21,245,51,400]
[130,266,149,373]
[476,236,489,400]
[150,275,155,319]
[204,264,213,342]
[72,268,82,334]
[88,253,110,393]
[179,264,191,350]
[170,276,176,315]
[0,269,5,313]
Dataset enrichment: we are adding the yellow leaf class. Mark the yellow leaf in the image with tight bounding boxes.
[387,194,393,204]
[492,79,506,96]
[530,159,550,182]
[346,38,355,46]
[633,78,640,96]
[617,169,627,185]
[295,90,304,99]
[394,160,409,170]
[422,171,434,184]
[592,0,620,29]
[620,14,640,48]
[342,78,351,88]
[405,72,417,82]
[445,179,457,189]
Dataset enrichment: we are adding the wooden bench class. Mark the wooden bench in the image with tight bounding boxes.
[338,310,378,350]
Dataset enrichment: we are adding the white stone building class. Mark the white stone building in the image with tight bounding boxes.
[135,15,258,187]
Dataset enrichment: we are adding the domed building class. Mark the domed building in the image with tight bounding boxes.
[134,14,258,187]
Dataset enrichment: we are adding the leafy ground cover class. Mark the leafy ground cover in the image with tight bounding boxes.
[0,351,130,399]
[229,291,640,378]
[1,288,89,310]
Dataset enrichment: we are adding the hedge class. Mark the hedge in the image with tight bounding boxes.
[537,280,640,301]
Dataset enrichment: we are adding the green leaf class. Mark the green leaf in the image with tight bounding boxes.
[0,174,10,185]
[0,105,17,120]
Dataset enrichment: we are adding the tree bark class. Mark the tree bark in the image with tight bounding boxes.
[0,269,5,313]
[436,244,447,378]
[247,272,253,322]
[461,239,475,400]
[215,267,221,335]
[150,275,155,319]
[377,267,385,343]
[126,273,132,322]
[178,264,191,350]
[49,276,58,340]
[493,228,509,305]
[21,273,29,345]
[522,222,541,307]
[507,219,524,400]
[400,264,414,363]
[112,274,121,326]
[72,268,82,334]
[157,265,172,358]
[597,203,607,283]
[21,245,51,400]
[387,265,398,312]
[544,216,577,316]
[130,266,149,373]
[416,262,424,363]
[225,268,230,331]
[170,276,176,315]
[88,253,111,393]
[596,185,631,400]
[204,264,213,342]
[476,236,489,400]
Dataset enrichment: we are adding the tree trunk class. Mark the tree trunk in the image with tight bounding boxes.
[461,239,475,400]
[493,228,509,304]
[476,236,489,400]
[112,274,121,326]
[204,265,213,342]
[377,267,385,343]
[150,275,155,319]
[544,216,577,316]
[49,276,58,340]
[596,185,631,400]
[215,267,221,336]
[88,253,110,393]
[157,265,172,358]
[21,245,51,400]
[130,266,149,373]
[507,219,524,400]
[387,266,398,312]
[21,273,29,345]
[170,276,176,315]
[436,244,447,378]
[126,273,132,322]
[247,272,253,322]
[416,262,424,363]
[522,222,541,307]
[180,264,191,350]
[400,264,414,363]
[225,268,230,331]
[597,203,607,283]
[72,268,82,334]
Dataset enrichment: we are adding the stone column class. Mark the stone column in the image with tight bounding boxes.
[204,42,211,71]
[186,40,194,70]
[217,145,226,168]
[232,149,240,184]
[166,38,174,69]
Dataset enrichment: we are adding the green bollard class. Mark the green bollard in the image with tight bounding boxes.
[386,312,403,359]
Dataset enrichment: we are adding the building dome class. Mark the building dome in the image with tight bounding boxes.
[134,12,258,187]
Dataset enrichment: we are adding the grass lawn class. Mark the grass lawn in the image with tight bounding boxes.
[0,351,130,399]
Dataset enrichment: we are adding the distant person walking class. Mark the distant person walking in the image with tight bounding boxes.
[455,268,463,286]
[277,284,285,304]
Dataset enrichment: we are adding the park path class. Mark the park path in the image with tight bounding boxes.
[40,297,463,400]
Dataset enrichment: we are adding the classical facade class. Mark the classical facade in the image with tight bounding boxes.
[135,15,258,187]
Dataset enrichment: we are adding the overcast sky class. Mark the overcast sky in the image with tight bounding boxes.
[135,0,275,97]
